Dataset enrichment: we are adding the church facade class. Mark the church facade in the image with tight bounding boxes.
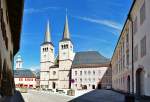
[40,15,111,90]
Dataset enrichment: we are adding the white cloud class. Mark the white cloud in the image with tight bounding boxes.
[72,34,111,45]
[27,65,40,71]
[73,16,122,30]
[24,6,60,14]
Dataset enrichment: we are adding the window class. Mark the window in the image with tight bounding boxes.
[88,71,91,75]
[53,71,56,75]
[80,71,82,76]
[84,71,87,75]
[93,71,95,75]
[61,45,63,49]
[126,53,129,67]
[141,36,146,57]
[75,84,77,87]
[80,78,82,82]
[126,32,129,50]
[133,17,137,34]
[75,71,77,76]
[134,45,138,62]
[66,44,68,49]
[140,1,146,25]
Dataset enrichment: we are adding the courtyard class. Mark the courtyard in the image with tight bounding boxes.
[22,89,125,102]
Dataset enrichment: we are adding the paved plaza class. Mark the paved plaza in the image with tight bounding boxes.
[22,89,125,102]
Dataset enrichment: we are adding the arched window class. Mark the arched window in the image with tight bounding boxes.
[66,44,68,48]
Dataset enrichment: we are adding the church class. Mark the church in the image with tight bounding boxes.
[40,15,111,90]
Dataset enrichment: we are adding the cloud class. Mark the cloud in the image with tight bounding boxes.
[24,6,60,14]
[72,34,111,45]
[73,16,122,30]
[28,65,40,71]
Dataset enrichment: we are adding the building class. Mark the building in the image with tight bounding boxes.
[40,15,74,90]
[40,15,111,90]
[14,70,36,88]
[111,0,150,97]
[0,0,24,96]
[14,55,36,88]
[71,51,111,90]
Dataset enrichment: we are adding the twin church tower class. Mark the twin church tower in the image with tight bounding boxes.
[40,15,75,89]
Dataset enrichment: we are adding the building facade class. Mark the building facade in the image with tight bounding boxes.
[40,15,75,90]
[0,0,24,96]
[71,51,111,90]
[111,0,150,97]
[14,55,36,89]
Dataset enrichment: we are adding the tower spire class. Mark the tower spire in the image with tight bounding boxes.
[44,20,51,42]
[62,10,70,40]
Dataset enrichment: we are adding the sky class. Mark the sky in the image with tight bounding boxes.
[14,0,132,71]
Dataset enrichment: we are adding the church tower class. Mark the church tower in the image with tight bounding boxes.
[40,21,55,89]
[16,55,23,70]
[58,15,74,89]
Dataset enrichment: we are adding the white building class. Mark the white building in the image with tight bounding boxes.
[111,0,150,97]
[14,55,36,88]
[40,15,74,90]
[71,51,111,90]
[40,15,111,90]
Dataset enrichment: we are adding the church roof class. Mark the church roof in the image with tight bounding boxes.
[14,69,36,78]
[61,15,70,41]
[72,51,110,68]
[42,20,53,46]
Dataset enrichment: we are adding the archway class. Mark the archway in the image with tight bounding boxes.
[97,83,101,89]
[136,68,145,96]
[52,82,56,89]
[127,75,130,93]
[92,85,95,89]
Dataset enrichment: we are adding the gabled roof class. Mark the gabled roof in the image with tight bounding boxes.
[14,69,36,78]
[72,51,110,68]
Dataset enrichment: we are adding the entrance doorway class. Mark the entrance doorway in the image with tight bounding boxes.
[92,85,95,89]
[97,83,101,89]
[52,82,56,89]
[136,68,145,96]
[127,75,130,93]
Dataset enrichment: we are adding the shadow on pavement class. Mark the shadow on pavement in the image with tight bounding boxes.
[0,90,25,102]
[68,89,125,102]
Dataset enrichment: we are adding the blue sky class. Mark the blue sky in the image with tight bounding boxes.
[14,0,132,70]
